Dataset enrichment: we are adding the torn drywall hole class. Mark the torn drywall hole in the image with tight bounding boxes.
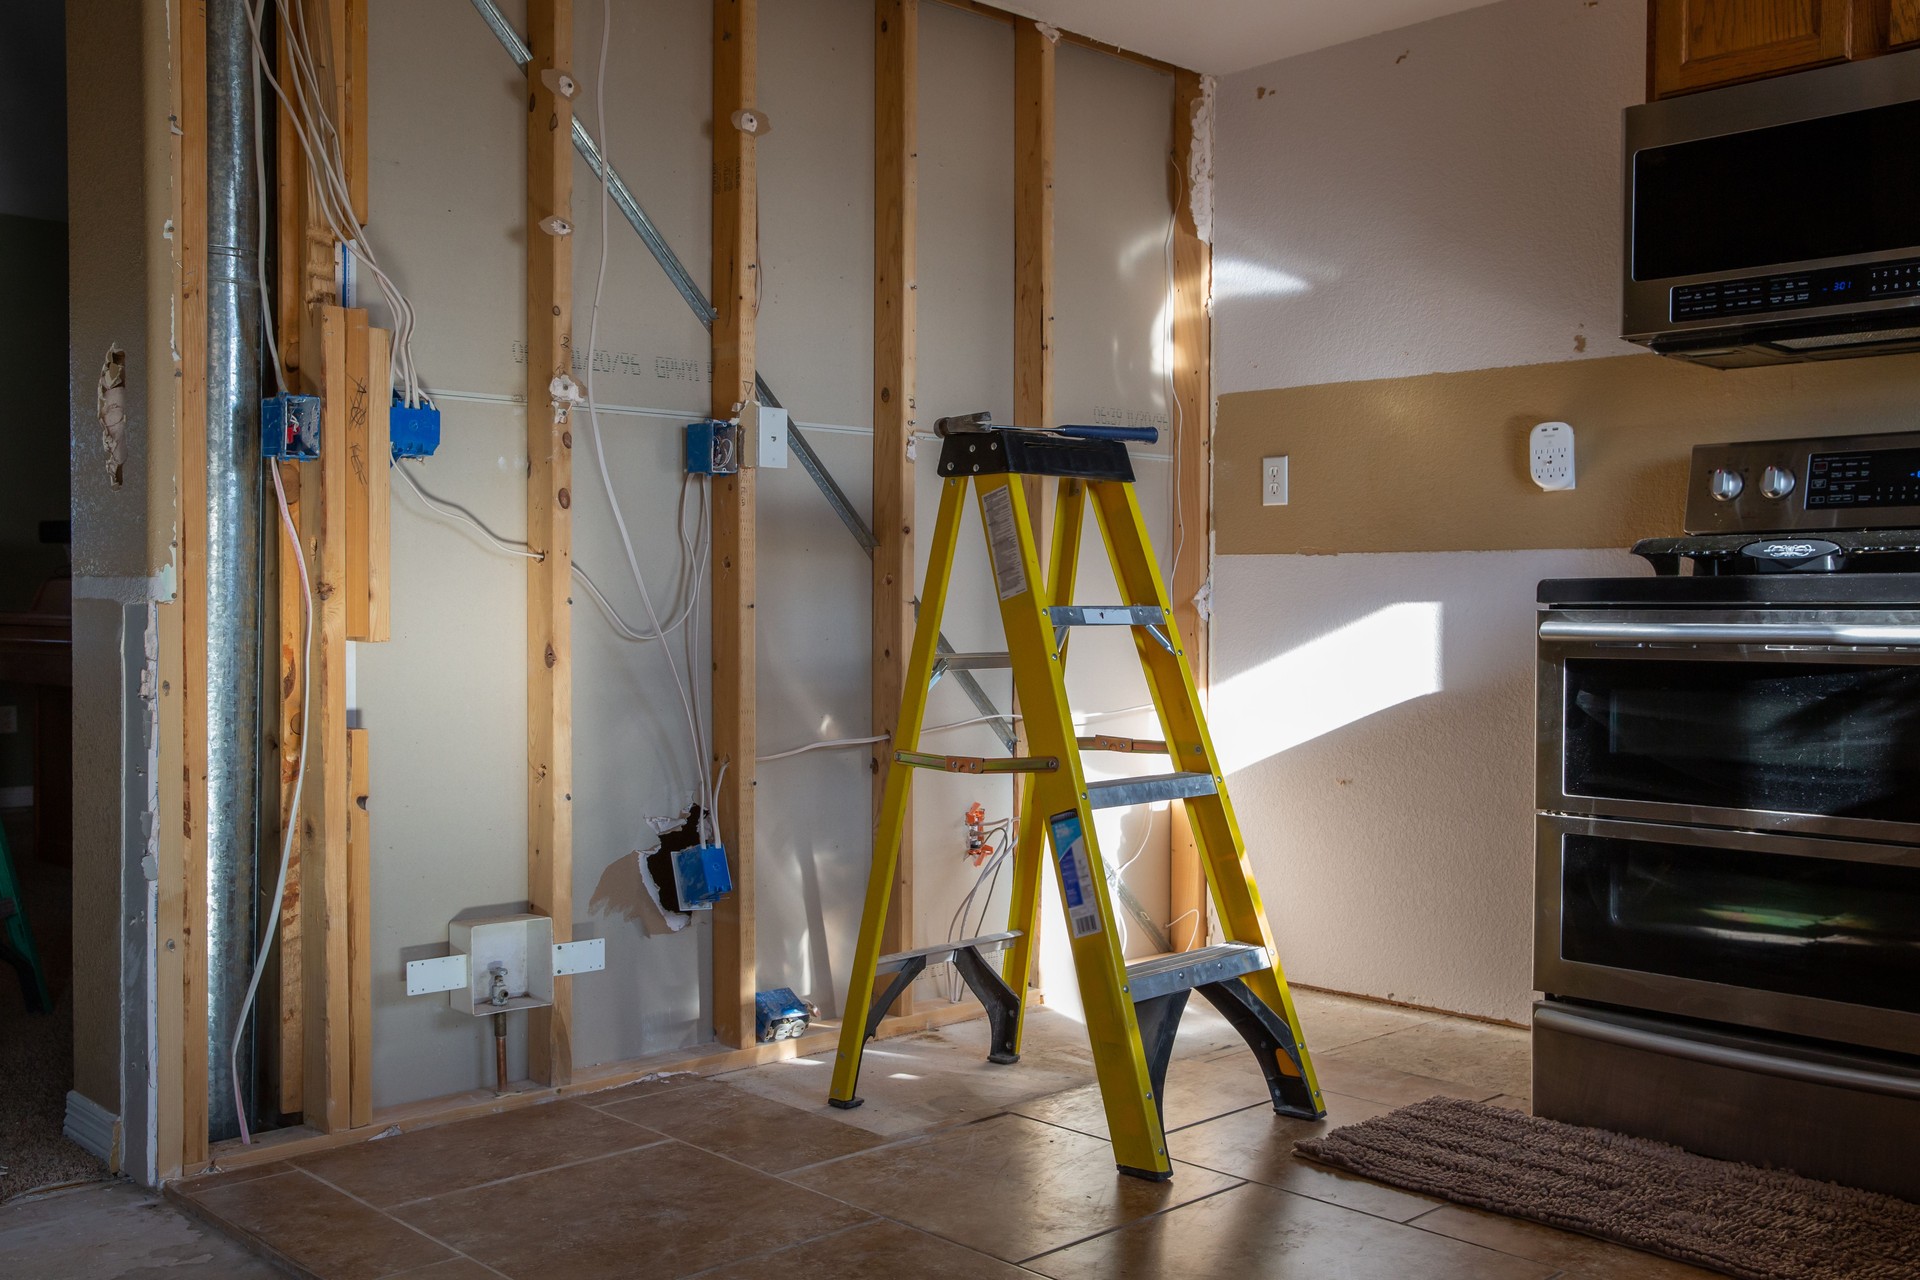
[1188,78,1216,245]
[1192,575,1212,623]
[550,373,584,424]
[643,806,709,925]
[97,345,128,488]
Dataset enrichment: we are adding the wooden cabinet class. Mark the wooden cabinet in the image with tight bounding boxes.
[1891,0,1920,50]
[1649,0,1862,98]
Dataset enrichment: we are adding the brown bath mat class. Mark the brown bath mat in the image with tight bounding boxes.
[1293,1095,1920,1280]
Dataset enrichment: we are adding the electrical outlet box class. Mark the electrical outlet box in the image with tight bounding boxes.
[743,403,788,469]
[1530,421,1576,491]
[262,394,323,460]
[390,396,442,459]
[685,419,739,475]
[1262,456,1289,506]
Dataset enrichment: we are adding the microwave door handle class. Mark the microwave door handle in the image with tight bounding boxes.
[1538,619,1920,646]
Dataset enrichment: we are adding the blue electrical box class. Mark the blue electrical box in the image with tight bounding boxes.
[755,988,811,1043]
[684,419,739,475]
[390,396,442,459]
[671,842,733,910]
[262,394,323,460]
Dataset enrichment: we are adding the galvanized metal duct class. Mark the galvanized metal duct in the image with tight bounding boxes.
[204,0,264,1142]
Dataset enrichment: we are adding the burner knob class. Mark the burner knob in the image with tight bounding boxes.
[1708,467,1744,502]
[1761,464,1797,500]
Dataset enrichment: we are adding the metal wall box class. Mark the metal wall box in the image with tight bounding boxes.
[684,419,739,475]
[262,394,323,460]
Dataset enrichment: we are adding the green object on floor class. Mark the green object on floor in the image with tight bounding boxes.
[0,820,51,1013]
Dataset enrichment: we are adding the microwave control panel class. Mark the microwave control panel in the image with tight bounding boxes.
[1670,257,1920,323]
[1685,430,1920,534]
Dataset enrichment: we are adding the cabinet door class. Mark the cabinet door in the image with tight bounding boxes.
[1650,0,1858,98]
[1890,0,1920,49]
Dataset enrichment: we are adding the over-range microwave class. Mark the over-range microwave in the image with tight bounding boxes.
[1623,50,1920,368]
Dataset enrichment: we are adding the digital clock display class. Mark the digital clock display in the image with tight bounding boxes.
[1805,448,1920,509]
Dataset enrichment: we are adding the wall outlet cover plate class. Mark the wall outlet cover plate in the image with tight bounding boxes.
[1262,455,1289,506]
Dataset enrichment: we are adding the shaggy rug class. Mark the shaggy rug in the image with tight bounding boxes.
[1294,1095,1920,1280]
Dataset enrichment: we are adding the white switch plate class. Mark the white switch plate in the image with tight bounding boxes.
[1262,456,1289,506]
[744,403,789,469]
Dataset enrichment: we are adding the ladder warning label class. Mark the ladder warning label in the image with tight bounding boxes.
[1048,811,1103,939]
[981,486,1029,601]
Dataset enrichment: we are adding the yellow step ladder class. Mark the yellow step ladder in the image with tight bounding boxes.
[828,413,1324,1180]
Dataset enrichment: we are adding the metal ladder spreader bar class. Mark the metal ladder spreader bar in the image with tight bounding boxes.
[895,752,1060,775]
[1125,943,1269,1003]
[1047,605,1174,655]
[1086,772,1218,809]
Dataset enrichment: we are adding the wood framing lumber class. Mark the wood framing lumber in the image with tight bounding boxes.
[298,304,362,1132]
[1014,18,1055,526]
[367,328,391,640]
[275,460,306,1115]
[1168,69,1213,952]
[177,0,212,1173]
[347,727,372,1128]
[525,0,576,1086]
[929,0,1186,75]
[874,0,919,1000]
[711,0,760,1050]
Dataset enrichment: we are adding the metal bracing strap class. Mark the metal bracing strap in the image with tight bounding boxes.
[469,0,1017,752]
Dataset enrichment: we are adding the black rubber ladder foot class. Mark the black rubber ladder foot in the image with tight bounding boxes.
[1116,1164,1175,1183]
[1194,977,1325,1121]
[829,1096,865,1111]
[952,943,1023,1067]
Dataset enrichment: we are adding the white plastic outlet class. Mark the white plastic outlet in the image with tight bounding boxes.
[1529,421,1576,492]
[743,403,789,469]
[1262,455,1289,507]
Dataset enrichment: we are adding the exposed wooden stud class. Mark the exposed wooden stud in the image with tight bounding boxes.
[156,0,207,1178]
[275,460,305,1116]
[299,304,362,1132]
[344,0,369,225]
[345,349,373,641]
[347,727,372,1128]
[873,0,919,1002]
[711,0,760,1050]
[1014,18,1055,526]
[176,0,212,1173]
[525,0,576,1086]
[1168,70,1213,953]
[367,328,391,640]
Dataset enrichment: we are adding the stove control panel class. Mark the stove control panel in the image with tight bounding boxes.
[1685,430,1920,535]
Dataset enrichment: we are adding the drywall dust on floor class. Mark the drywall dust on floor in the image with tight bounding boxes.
[0,1181,282,1279]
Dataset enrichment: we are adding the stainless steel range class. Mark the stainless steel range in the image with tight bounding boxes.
[1535,430,1920,1200]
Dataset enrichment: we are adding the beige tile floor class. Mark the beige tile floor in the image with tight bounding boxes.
[127,990,1727,1280]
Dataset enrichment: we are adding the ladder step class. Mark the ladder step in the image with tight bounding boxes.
[1047,605,1166,627]
[1125,943,1269,1003]
[876,931,1021,975]
[1086,771,1216,809]
[896,751,1058,775]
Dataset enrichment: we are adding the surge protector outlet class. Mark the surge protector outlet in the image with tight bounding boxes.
[1529,421,1575,491]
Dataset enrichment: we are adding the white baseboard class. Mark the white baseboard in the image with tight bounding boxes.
[63,1091,121,1171]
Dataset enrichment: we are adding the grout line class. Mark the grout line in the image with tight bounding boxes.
[673,1218,882,1279]
[1015,1179,1249,1266]
[369,1134,674,1212]
[290,1164,524,1277]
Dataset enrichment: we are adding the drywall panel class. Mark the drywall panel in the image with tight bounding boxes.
[1213,548,1637,1025]
[1212,0,1642,394]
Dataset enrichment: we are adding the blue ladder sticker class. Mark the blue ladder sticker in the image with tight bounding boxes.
[1047,811,1103,939]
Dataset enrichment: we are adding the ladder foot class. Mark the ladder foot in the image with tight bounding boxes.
[829,1096,865,1111]
[1273,1098,1324,1121]
[987,1050,1020,1066]
[1116,1164,1174,1183]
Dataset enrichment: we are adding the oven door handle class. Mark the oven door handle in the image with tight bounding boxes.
[1539,618,1920,647]
[1535,1005,1920,1100]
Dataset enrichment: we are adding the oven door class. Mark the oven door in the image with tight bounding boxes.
[1535,814,1920,1056]
[1538,607,1920,845]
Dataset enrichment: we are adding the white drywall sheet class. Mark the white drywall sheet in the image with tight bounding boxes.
[359,0,1178,1107]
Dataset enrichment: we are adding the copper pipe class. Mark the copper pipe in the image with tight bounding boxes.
[493,1012,509,1094]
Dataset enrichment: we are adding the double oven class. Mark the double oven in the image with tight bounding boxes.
[1535,431,1920,1200]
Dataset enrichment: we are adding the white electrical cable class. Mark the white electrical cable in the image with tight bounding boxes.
[583,0,711,832]
[1164,155,1188,583]
[232,466,313,1145]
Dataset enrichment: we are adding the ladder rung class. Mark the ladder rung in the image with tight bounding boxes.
[935,652,1012,671]
[877,931,1021,974]
[1086,771,1216,809]
[1125,943,1269,1002]
[1048,605,1166,628]
[1076,734,1167,755]
[895,751,1058,775]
